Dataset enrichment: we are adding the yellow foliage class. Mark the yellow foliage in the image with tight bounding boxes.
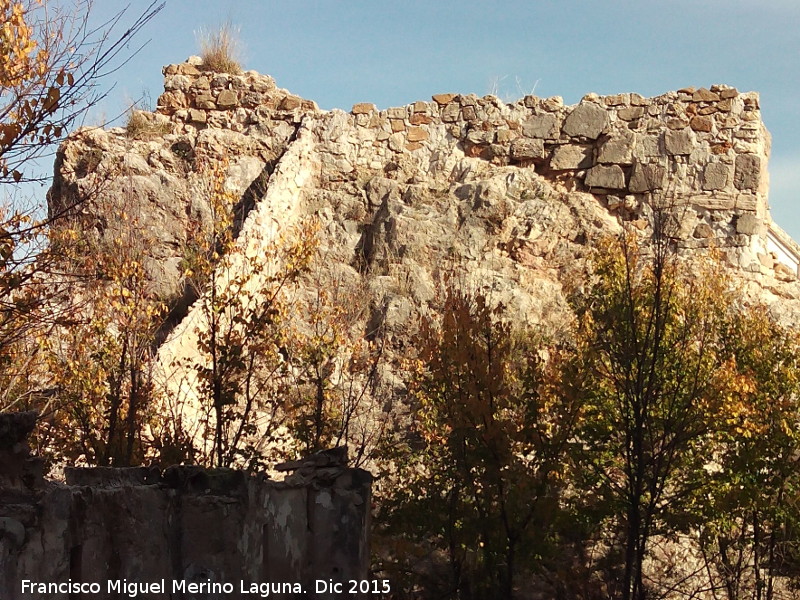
[0,0,44,87]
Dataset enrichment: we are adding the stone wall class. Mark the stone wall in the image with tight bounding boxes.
[153,59,776,281]
[0,414,371,600]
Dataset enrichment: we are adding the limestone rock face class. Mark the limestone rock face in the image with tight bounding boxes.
[48,69,314,300]
[48,63,800,417]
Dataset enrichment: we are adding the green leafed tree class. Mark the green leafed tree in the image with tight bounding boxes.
[571,216,734,599]
[570,210,800,599]
[692,308,800,599]
[384,283,581,599]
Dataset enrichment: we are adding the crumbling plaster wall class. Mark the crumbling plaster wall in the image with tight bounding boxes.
[0,414,371,600]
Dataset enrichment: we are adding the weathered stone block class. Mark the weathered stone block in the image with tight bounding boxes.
[496,129,517,143]
[194,94,215,109]
[629,162,666,192]
[432,93,458,105]
[692,88,720,102]
[690,195,735,210]
[157,91,187,110]
[522,113,559,139]
[461,105,477,121]
[388,132,404,152]
[164,74,191,92]
[409,113,433,125]
[604,93,629,106]
[597,131,635,164]
[585,165,626,189]
[550,144,593,170]
[216,89,238,109]
[734,154,761,191]
[693,223,714,239]
[702,162,731,191]
[665,129,696,155]
[352,103,376,114]
[279,95,303,110]
[633,135,661,158]
[690,116,713,132]
[510,138,545,161]
[407,127,428,142]
[736,214,762,235]
[667,118,690,130]
[735,194,760,212]
[716,98,733,113]
[466,129,493,145]
[562,102,608,139]
[618,106,645,121]
[459,94,477,107]
[697,105,718,116]
[241,91,263,107]
[441,102,460,122]
[541,96,563,111]
[191,76,211,91]
[175,63,201,76]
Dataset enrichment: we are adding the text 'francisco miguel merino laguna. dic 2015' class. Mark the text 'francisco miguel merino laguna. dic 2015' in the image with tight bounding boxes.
[21,578,392,597]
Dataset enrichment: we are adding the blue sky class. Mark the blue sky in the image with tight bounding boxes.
[91,0,800,238]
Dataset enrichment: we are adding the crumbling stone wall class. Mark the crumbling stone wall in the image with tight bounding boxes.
[152,59,779,282]
[0,414,371,600]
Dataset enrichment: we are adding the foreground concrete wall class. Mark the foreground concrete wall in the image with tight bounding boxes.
[0,414,371,600]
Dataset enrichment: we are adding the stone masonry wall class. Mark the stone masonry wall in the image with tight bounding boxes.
[0,414,371,600]
[154,59,778,282]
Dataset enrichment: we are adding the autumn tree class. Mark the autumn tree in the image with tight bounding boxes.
[0,0,163,413]
[37,199,166,465]
[174,158,317,468]
[384,284,580,599]
[282,267,392,465]
[692,310,800,599]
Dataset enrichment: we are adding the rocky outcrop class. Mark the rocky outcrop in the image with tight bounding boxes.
[48,58,800,424]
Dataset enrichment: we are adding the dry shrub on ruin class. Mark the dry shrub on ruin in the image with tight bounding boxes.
[197,22,242,74]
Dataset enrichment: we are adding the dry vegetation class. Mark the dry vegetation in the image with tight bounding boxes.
[197,22,242,74]
[125,109,172,139]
